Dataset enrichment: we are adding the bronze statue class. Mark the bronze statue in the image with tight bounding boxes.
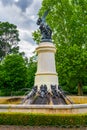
[37,10,52,42]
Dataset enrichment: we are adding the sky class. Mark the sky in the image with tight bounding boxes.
[0,0,42,57]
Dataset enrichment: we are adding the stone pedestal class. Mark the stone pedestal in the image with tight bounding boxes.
[34,42,58,91]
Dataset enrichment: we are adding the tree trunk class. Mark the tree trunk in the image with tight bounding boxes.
[78,82,83,96]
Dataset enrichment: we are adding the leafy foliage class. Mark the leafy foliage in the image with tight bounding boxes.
[0,54,37,96]
[0,22,20,61]
[27,56,37,89]
[0,21,37,95]
[1,54,28,95]
[0,64,5,88]
[0,112,87,127]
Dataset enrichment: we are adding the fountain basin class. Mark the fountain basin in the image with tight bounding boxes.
[0,104,87,114]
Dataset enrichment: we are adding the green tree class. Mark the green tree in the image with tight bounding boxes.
[0,22,20,61]
[2,54,28,95]
[0,64,5,88]
[27,56,37,89]
[33,0,87,95]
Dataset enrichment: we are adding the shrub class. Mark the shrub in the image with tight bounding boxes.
[0,113,87,127]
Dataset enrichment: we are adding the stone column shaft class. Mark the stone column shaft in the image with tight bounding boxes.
[34,42,58,91]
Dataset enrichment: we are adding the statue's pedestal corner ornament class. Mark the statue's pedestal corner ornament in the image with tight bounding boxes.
[22,10,73,105]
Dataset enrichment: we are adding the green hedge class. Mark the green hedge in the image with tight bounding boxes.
[0,112,87,127]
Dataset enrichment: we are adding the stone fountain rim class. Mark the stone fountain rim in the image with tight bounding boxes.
[0,104,87,109]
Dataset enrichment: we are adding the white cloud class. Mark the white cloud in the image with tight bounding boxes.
[15,0,19,2]
[19,41,37,58]
[0,0,42,58]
